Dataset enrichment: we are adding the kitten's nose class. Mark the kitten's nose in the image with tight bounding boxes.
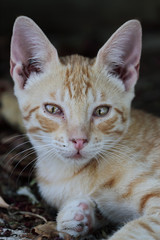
[71,138,88,150]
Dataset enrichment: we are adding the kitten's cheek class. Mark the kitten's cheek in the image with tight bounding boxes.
[35,113,60,133]
[97,116,118,135]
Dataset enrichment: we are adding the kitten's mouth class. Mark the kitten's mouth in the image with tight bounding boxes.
[72,151,82,159]
[69,151,83,159]
[65,150,87,161]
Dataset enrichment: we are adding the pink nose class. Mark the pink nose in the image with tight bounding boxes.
[71,138,88,150]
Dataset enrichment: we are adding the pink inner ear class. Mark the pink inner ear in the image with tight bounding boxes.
[10,16,59,89]
[10,24,45,88]
[11,53,42,89]
[96,20,142,91]
[116,64,140,91]
[113,59,140,91]
[10,60,15,77]
[117,36,141,91]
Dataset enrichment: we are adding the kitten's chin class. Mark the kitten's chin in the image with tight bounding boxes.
[70,152,83,159]
[62,153,92,165]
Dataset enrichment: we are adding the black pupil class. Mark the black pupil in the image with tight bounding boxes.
[52,107,55,113]
[99,109,102,115]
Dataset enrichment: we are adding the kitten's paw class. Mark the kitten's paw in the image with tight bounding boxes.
[57,200,95,238]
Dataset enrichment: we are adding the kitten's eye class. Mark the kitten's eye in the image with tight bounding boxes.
[93,106,110,117]
[45,104,62,115]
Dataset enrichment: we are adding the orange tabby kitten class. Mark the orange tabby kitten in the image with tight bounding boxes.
[10,16,160,239]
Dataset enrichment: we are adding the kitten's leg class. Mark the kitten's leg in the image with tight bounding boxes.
[56,197,105,237]
[108,215,160,240]
[108,197,160,240]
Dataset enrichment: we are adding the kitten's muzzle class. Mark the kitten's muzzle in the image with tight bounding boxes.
[71,138,88,151]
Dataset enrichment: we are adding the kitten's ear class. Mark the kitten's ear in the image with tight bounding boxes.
[95,20,142,91]
[10,16,59,89]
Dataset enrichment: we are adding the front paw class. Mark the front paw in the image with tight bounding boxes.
[57,200,95,238]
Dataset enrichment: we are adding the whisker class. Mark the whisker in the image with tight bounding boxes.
[15,146,56,185]
[5,142,58,171]
[16,158,37,186]
[4,145,35,167]
[10,149,36,177]
[2,139,31,165]
[30,134,65,146]
[2,133,28,142]
[27,161,37,184]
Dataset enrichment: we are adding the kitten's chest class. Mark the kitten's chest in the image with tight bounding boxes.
[37,172,94,209]
[36,158,97,208]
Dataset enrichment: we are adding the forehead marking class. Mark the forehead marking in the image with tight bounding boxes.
[50,91,56,100]
[64,63,92,100]
[65,68,72,98]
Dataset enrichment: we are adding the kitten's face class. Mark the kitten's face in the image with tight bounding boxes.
[15,55,131,165]
[10,17,142,165]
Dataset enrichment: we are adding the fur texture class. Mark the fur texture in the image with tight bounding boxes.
[10,16,160,239]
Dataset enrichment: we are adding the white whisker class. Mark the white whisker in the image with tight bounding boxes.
[10,149,36,177]
[2,139,31,164]
[16,158,37,186]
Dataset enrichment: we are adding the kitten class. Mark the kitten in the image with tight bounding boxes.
[10,16,160,239]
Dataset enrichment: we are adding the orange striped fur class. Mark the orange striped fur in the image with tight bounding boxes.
[11,16,160,239]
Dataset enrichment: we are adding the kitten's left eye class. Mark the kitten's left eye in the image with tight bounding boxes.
[93,106,110,117]
[45,104,62,115]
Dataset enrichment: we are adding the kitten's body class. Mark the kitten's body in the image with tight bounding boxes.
[10,17,160,239]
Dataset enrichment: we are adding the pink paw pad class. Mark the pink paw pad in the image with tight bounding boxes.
[76,225,84,232]
[79,202,89,210]
[57,200,94,237]
[74,213,84,221]
[73,202,92,230]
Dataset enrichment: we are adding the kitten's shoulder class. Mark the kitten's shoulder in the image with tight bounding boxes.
[131,108,160,124]
[126,109,160,140]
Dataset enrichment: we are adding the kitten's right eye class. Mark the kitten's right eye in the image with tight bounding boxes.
[45,104,63,115]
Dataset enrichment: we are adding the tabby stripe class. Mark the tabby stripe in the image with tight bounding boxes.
[71,159,97,179]
[23,104,31,112]
[82,65,90,79]
[36,114,58,133]
[138,222,159,240]
[28,127,43,133]
[97,115,118,134]
[102,178,116,188]
[139,192,160,213]
[106,130,123,135]
[23,106,39,121]
[115,108,126,123]
[150,217,160,226]
[85,81,92,95]
[122,174,149,199]
[50,91,56,100]
[101,174,121,189]
[65,68,72,98]
[138,221,154,233]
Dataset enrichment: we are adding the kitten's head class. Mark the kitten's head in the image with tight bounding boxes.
[10,16,142,166]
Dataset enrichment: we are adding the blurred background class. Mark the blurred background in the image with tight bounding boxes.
[1,0,160,117]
